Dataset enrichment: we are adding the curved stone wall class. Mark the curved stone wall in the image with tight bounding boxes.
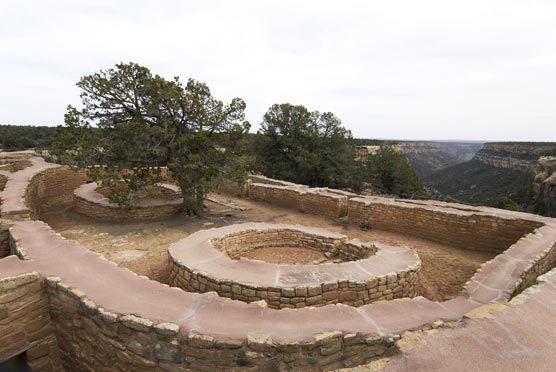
[74,182,183,221]
[0,159,555,371]
[25,167,88,219]
[0,157,59,220]
[169,223,420,308]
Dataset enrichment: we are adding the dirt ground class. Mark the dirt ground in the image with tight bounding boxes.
[240,247,331,265]
[40,193,496,302]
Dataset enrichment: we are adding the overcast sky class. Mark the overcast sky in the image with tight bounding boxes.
[1,0,556,141]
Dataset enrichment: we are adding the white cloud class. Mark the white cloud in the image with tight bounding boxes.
[1,0,555,141]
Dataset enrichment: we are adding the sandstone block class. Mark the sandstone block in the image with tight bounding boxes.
[154,342,182,363]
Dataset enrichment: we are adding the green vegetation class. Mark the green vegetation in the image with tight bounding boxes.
[253,108,429,199]
[353,138,395,146]
[495,196,523,212]
[426,160,532,207]
[253,103,359,190]
[3,67,433,204]
[443,195,461,203]
[362,145,430,199]
[0,125,57,151]
[533,197,555,217]
[53,62,251,214]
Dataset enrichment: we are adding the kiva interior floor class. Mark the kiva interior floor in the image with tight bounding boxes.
[235,246,332,265]
[40,193,496,302]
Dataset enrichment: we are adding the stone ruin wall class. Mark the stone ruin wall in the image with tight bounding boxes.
[220,176,556,298]
[235,181,349,219]
[40,276,390,372]
[512,240,556,297]
[0,224,8,258]
[170,260,418,310]
[4,225,393,372]
[73,196,183,221]
[73,186,183,221]
[25,167,88,220]
[168,228,419,309]
[0,271,64,371]
[1,162,556,371]
[347,198,542,253]
[214,230,373,262]
[23,166,183,221]
[222,177,543,253]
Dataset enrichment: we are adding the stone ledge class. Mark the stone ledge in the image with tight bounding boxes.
[168,223,420,308]
[0,157,59,219]
[73,182,183,221]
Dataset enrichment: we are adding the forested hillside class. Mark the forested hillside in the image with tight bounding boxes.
[0,124,58,151]
[425,159,531,206]
[426,142,556,215]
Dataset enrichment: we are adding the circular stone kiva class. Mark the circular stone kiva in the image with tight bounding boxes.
[74,182,183,221]
[169,223,421,309]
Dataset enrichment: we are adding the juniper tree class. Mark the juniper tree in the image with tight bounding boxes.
[253,103,359,190]
[55,62,251,214]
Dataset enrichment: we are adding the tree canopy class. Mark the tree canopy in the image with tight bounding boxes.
[0,125,57,151]
[362,145,430,199]
[253,103,359,190]
[54,62,251,214]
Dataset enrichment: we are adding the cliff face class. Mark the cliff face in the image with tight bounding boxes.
[427,142,556,215]
[530,156,556,217]
[425,159,531,206]
[474,143,556,172]
[398,142,482,179]
[441,143,483,162]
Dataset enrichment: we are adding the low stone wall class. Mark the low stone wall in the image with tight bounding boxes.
[220,179,249,197]
[214,229,375,262]
[347,197,542,253]
[249,183,348,219]
[462,222,556,304]
[169,223,420,309]
[0,223,9,258]
[0,160,32,173]
[222,176,545,253]
[7,220,407,371]
[25,167,88,219]
[4,216,556,371]
[44,276,393,372]
[513,242,556,296]
[300,189,348,219]
[249,183,302,210]
[249,175,299,187]
[0,157,59,220]
[73,182,183,221]
[0,271,63,370]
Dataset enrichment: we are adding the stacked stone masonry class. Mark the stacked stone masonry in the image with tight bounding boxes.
[0,158,555,371]
[347,197,543,253]
[222,175,544,253]
[0,270,63,371]
[73,182,183,221]
[26,167,88,219]
[168,224,420,309]
[0,223,9,258]
[249,183,348,219]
